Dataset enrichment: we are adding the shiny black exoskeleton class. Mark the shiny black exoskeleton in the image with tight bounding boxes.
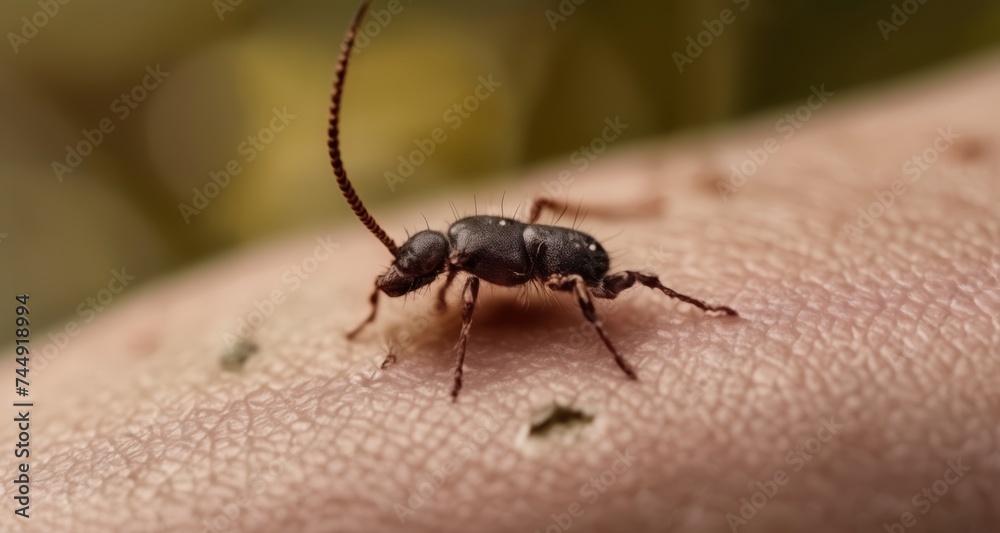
[329,2,739,400]
[379,216,608,297]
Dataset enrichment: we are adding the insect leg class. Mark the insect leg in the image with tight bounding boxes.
[451,276,481,401]
[435,267,459,313]
[525,195,664,224]
[526,197,567,224]
[595,271,738,316]
[346,279,382,339]
[546,274,637,380]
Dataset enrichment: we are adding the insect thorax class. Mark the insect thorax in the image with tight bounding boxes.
[448,216,531,286]
[446,216,610,287]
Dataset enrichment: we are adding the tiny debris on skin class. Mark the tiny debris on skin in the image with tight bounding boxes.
[529,403,595,439]
[220,339,258,371]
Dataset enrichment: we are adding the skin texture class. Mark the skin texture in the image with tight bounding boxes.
[3,56,1000,533]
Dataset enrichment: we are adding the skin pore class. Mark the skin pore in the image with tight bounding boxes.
[2,56,999,533]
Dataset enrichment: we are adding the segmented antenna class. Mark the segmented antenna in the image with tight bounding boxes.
[328,0,399,256]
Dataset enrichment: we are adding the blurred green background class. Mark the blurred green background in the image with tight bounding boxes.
[2,0,999,344]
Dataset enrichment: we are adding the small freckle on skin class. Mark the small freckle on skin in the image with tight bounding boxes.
[128,330,160,356]
[951,137,987,161]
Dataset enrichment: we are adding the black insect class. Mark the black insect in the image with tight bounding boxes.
[328,2,738,400]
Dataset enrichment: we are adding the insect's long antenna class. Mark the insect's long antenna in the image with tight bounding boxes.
[328,0,399,256]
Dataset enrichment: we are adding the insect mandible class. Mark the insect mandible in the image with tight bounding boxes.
[328,1,739,400]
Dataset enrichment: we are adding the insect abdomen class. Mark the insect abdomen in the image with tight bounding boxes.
[523,225,610,285]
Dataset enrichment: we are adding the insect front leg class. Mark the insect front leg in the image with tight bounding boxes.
[451,277,481,401]
[346,279,382,340]
[594,271,738,316]
[545,274,637,380]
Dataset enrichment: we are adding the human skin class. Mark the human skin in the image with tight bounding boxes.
[3,55,1000,533]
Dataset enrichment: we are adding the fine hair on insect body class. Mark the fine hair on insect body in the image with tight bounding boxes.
[328,1,739,401]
